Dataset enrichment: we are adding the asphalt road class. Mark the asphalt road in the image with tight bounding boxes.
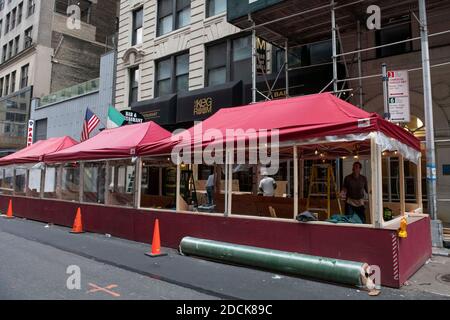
[0,217,448,300]
[0,231,215,300]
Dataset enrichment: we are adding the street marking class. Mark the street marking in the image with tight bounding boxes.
[87,283,121,297]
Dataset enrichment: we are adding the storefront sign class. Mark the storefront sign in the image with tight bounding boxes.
[177,81,243,123]
[131,94,177,126]
[193,97,213,116]
[257,38,267,75]
[120,110,145,124]
[388,70,410,123]
[27,120,35,146]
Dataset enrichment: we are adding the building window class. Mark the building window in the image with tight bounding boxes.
[5,13,9,34]
[207,0,226,18]
[376,18,412,58]
[34,118,47,142]
[155,52,189,97]
[0,0,4,11]
[129,66,139,105]
[206,42,227,86]
[20,64,29,88]
[4,74,9,95]
[17,2,23,25]
[205,35,252,86]
[7,40,13,59]
[27,0,35,17]
[24,26,32,48]
[14,36,19,55]
[0,77,3,97]
[0,20,2,37]
[157,0,190,36]
[10,71,15,93]
[132,7,143,46]
[11,8,16,30]
[2,44,6,62]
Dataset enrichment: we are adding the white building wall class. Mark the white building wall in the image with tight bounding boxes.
[115,0,241,110]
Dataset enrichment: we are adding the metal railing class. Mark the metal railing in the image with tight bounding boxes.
[39,78,100,107]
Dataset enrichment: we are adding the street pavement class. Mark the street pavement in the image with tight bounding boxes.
[0,217,448,300]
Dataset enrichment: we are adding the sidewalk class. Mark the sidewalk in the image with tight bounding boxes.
[0,217,448,300]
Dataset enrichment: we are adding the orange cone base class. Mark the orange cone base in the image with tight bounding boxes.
[70,230,85,234]
[2,215,14,219]
[145,252,168,258]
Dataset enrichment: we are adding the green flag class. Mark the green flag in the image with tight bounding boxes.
[107,106,126,129]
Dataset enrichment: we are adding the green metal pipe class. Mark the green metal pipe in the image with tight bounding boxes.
[179,237,368,287]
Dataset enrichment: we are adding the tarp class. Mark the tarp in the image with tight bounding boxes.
[45,121,171,162]
[0,136,78,166]
[138,93,421,158]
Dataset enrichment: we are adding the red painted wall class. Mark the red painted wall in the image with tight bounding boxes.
[0,195,432,288]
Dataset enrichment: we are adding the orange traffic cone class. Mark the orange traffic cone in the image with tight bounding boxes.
[145,219,167,258]
[3,199,14,219]
[70,208,85,234]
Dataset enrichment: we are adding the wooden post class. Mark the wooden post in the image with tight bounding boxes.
[40,167,46,199]
[56,165,63,199]
[399,154,406,215]
[293,145,299,219]
[370,137,383,228]
[134,158,142,209]
[416,154,423,211]
[176,157,181,211]
[12,168,16,196]
[105,161,110,205]
[79,162,84,203]
[227,151,233,216]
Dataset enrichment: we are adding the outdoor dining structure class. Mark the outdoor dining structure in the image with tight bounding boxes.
[0,93,431,288]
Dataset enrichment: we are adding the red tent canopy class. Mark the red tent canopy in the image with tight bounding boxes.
[45,121,171,162]
[0,136,78,166]
[138,93,420,156]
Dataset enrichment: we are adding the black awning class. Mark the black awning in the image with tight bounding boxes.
[131,94,177,126]
[176,81,243,123]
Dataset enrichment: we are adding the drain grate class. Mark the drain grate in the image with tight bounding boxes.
[438,274,450,283]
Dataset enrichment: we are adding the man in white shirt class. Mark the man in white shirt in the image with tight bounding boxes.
[259,171,277,197]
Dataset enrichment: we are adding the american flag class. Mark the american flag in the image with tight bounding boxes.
[81,108,100,142]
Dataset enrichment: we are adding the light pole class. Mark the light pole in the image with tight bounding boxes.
[418,0,443,247]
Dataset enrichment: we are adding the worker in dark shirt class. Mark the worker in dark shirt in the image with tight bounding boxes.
[341,162,369,223]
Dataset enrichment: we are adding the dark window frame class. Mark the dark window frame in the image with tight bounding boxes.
[129,66,140,105]
[155,51,189,97]
[205,33,254,87]
[206,0,226,18]
[132,7,143,46]
[157,0,190,37]
[376,17,412,58]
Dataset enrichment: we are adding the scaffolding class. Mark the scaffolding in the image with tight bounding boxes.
[228,0,448,243]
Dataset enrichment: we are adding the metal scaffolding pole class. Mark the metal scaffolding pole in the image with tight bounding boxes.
[357,20,364,108]
[252,20,257,103]
[285,39,289,97]
[418,0,442,246]
[331,0,338,93]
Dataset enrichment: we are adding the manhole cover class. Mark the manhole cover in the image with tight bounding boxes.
[437,274,450,283]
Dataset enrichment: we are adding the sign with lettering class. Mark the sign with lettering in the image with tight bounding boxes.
[193,97,213,116]
[388,70,410,123]
[27,120,35,146]
[120,110,145,124]
[256,38,267,75]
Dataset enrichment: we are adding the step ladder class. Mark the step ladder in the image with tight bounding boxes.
[306,163,342,219]
[126,168,135,193]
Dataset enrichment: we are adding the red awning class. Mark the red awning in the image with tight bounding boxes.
[138,93,421,155]
[45,122,172,162]
[0,136,78,166]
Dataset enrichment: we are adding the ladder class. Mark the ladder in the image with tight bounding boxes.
[306,163,342,219]
[126,168,135,193]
